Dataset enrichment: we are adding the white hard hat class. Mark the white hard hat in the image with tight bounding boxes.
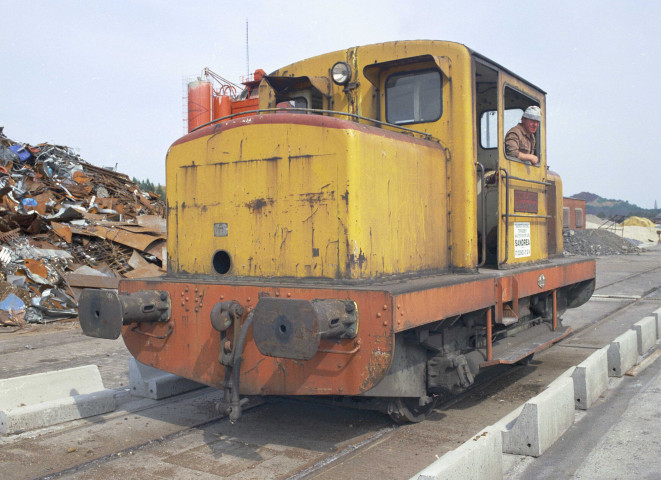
[522,106,542,122]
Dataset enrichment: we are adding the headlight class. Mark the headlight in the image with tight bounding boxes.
[331,61,352,86]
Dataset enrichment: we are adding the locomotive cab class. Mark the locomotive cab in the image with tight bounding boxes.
[80,41,595,423]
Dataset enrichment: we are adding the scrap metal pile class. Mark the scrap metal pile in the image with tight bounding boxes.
[563,228,640,256]
[0,128,166,329]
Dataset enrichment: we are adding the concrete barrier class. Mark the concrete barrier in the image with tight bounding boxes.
[496,374,575,457]
[652,308,661,339]
[130,358,205,400]
[632,317,656,355]
[607,330,638,377]
[571,347,608,410]
[410,427,502,480]
[411,313,660,477]
[0,365,115,434]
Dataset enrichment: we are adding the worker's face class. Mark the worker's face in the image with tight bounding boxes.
[522,117,540,135]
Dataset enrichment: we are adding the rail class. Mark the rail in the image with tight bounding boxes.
[190,108,436,141]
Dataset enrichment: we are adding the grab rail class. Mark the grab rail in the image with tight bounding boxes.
[499,167,510,266]
[476,162,486,267]
[505,174,551,187]
[498,167,552,267]
[190,107,436,141]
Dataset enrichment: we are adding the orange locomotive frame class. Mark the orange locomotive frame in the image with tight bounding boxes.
[120,257,594,396]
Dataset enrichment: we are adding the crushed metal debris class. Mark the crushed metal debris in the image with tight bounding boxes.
[0,128,165,328]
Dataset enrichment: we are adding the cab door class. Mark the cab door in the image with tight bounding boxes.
[496,74,549,267]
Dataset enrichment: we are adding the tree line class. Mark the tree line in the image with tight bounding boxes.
[132,177,165,199]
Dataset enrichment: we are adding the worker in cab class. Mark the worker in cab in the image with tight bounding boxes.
[505,106,541,165]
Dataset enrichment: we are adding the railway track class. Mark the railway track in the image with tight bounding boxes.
[1,251,658,480]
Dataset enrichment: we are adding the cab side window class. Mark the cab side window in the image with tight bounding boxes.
[386,70,442,125]
[480,108,523,149]
[503,86,541,165]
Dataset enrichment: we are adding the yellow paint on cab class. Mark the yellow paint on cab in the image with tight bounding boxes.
[166,40,555,279]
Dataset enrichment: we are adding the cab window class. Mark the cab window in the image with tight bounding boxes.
[386,70,442,125]
[480,108,523,149]
[503,86,541,165]
[276,97,308,110]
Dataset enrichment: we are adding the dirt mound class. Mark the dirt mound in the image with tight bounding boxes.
[563,229,640,256]
[619,216,656,227]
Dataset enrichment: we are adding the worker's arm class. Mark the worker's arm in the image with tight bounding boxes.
[517,152,539,165]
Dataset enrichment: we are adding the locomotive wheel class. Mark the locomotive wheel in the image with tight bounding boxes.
[387,397,437,424]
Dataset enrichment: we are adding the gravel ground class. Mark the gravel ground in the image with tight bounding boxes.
[563,228,642,256]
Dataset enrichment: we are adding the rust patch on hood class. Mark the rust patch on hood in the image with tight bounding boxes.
[299,190,335,207]
[245,197,274,213]
[348,249,367,270]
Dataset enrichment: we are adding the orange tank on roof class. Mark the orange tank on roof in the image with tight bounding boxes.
[187,80,212,132]
[213,95,232,120]
[188,69,267,131]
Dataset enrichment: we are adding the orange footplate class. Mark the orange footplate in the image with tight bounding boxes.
[120,258,595,396]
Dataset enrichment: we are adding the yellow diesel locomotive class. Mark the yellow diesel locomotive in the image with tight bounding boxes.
[80,41,596,423]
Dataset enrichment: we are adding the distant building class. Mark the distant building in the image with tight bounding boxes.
[563,197,587,229]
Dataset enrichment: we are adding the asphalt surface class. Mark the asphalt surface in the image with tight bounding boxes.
[0,245,659,479]
[505,352,660,480]
[505,245,661,480]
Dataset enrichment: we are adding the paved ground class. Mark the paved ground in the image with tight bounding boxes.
[505,352,660,480]
[504,245,661,480]
[0,246,658,479]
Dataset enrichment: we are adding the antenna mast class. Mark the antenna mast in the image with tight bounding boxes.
[246,19,249,77]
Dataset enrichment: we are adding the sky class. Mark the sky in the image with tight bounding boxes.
[2,1,660,208]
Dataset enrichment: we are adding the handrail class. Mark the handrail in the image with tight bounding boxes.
[499,167,510,266]
[190,107,436,141]
[506,213,551,219]
[476,162,486,267]
[505,174,551,187]
[498,167,551,267]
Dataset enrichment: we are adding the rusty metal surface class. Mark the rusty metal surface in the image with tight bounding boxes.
[393,278,497,333]
[69,224,164,252]
[121,280,393,396]
[497,259,596,301]
[65,273,120,289]
[79,289,170,340]
[119,290,170,324]
[252,298,320,360]
[393,260,594,332]
[78,289,124,339]
[158,256,594,294]
[116,257,595,396]
[480,324,572,367]
[314,299,358,339]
